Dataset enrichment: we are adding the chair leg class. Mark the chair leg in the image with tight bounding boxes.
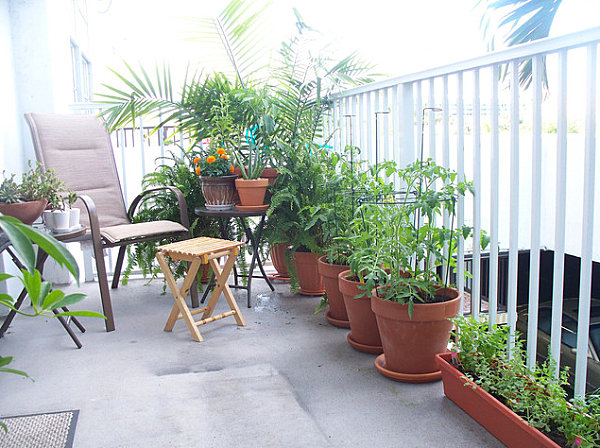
[92,242,115,332]
[111,246,127,289]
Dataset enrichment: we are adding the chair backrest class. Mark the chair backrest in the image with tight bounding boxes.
[25,113,130,229]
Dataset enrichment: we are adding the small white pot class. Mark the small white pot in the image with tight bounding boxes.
[42,210,54,229]
[69,207,80,228]
[51,209,70,231]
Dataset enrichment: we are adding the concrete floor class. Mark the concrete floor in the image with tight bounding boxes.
[0,276,504,447]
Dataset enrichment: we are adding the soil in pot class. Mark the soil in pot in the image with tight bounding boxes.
[371,287,461,383]
[338,270,382,354]
[235,178,268,206]
[294,251,325,296]
[317,256,350,328]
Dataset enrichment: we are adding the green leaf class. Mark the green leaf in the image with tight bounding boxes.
[0,216,36,271]
[51,293,87,310]
[54,310,106,319]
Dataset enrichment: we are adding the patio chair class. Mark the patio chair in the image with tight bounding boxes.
[25,113,198,332]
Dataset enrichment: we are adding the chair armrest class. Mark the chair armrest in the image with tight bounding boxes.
[77,193,102,243]
[127,186,190,230]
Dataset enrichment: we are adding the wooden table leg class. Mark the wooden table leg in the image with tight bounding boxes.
[204,253,246,327]
[157,252,204,342]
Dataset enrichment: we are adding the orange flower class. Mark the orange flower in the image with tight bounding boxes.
[217,148,226,155]
[195,166,201,175]
[230,165,235,174]
[206,156,216,163]
[193,157,201,164]
[220,154,229,159]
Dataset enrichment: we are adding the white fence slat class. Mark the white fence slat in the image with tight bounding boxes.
[351,95,358,148]
[472,69,482,319]
[442,76,450,284]
[574,43,597,398]
[527,55,544,370]
[359,93,367,160]
[550,49,569,375]
[366,91,373,162]
[415,81,423,162]
[428,78,436,162]
[489,64,500,327]
[456,72,465,313]
[382,88,390,161]
[508,60,520,355]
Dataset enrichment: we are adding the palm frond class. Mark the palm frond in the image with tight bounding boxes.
[184,0,273,86]
[477,0,562,89]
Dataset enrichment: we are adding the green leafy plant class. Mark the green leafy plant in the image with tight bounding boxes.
[0,214,104,430]
[451,315,600,447]
[0,162,65,204]
[355,159,474,316]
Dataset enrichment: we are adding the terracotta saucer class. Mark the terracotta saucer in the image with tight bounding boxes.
[235,204,270,212]
[374,354,442,383]
[267,273,290,282]
[298,287,325,296]
[346,333,383,354]
[325,311,350,329]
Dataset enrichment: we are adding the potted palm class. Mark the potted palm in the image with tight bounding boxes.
[362,159,474,382]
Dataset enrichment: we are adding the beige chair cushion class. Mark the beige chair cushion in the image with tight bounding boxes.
[101,220,188,244]
[26,113,130,229]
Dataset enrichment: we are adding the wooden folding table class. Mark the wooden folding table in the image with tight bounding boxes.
[156,237,246,342]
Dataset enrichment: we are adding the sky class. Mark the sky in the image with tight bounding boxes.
[90,0,600,88]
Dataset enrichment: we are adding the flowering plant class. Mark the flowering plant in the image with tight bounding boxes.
[193,144,235,177]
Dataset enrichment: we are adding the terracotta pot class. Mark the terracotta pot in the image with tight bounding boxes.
[0,199,48,225]
[235,178,269,206]
[270,243,290,277]
[293,251,325,296]
[201,175,236,210]
[260,167,279,186]
[234,167,279,186]
[317,256,350,328]
[436,353,561,448]
[338,270,382,354]
[371,286,461,383]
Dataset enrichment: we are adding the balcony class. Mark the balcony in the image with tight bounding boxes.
[1,1,599,445]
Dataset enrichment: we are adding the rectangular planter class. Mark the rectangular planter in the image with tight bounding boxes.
[435,353,560,448]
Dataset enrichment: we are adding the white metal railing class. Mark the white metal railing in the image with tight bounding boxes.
[328,27,600,397]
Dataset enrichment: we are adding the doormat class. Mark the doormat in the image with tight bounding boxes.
[0,410,78,448]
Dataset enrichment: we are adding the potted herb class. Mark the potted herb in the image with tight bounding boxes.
[362,159,474,382]
[437,316,600,448]
[0,162,65,225]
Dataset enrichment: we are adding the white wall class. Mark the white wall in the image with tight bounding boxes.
[1,0,89,295]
